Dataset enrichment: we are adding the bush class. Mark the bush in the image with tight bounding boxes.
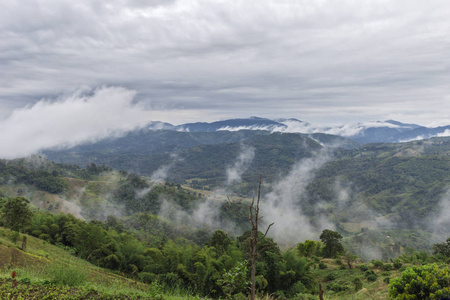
[392,259,402,269]
[383,277,390,284]
[382,263,393,271]
[389,264,450,299]
[233,293,247,300]
[335,259,342,265]
[139,272,157,283]
[293,294,317,300]
[371,260,383,269]
[329,283,349,292]
[352,278,363,291]
[319,262,327,269]
[325,273,336,281]
[359,265,368,271]
[367,274,377,282]
[339,265,346,270]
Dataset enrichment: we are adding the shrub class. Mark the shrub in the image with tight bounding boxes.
[293,294,317,300]
[335,259,342,265]
[339,265,346,270]
[367,274,377,282]
[389,264,450,299]
[382,263,393,271]
[325,273,336,281]
[329,283,349,292]
[359,265,368,271]
[371,260,383,269]
[392,259,402,269]
[139,272,157,283]
[383,277,390,284]
[352,278,363,291]
[319,262,327,269]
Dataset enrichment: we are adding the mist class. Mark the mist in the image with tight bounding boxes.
[151,154,180,183]
[429,188,450,242]
[0,86,153,159]
[260,148,335,246]
[226,145,255,185]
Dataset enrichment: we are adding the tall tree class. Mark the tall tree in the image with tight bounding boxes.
[320,229,344,258]
[1,197,33,232]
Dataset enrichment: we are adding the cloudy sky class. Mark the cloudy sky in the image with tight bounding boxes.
[1,0,449,129]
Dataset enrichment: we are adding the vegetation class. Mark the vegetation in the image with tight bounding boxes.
[389,264,450,299]
[320,230,344,258]
[0,136,450,298]
[0,196,33,232]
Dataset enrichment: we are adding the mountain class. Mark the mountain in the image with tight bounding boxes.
[391,125,450,142]
[174,116,287,132]
[153,117,448,144]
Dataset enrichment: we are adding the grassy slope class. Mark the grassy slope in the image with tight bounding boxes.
[0,227,203,299]
[0,225,403,300]
[309,258,400,300]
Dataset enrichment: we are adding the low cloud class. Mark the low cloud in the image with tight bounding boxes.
[151,154,180,183]
[429,188,450,241]
[260,148,334,246]
[226,145,255,185]
[0,86,153,159]
[437,129,450,137]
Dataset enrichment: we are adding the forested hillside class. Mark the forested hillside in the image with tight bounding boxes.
[1,135,450,298]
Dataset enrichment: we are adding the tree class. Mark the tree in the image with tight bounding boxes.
[320,229,344,258]
[342,252,357,269]
[389,264,450,299]
[1,197,33,232]
[433,238,450,257]
[297,240,322,257]
[207,230,232,255]
[227,176,273,300]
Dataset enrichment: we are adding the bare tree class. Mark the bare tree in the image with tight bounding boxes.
[227,176,274,300]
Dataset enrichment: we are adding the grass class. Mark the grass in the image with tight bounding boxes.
[308,257,401,300]
[0,226,210,299]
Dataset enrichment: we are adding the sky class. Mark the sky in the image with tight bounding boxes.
[0,0,449,132]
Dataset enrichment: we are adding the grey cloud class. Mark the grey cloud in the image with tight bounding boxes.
[0,0,449,125]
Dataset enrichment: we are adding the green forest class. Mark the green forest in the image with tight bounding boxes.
[0,135,450,299]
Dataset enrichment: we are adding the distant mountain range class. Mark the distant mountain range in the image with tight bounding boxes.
[146,117,449,144]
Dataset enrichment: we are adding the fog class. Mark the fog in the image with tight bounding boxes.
[0,86,153,159]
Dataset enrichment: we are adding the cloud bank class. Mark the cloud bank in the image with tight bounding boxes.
[0,86,153,159]
[0,0,449,125]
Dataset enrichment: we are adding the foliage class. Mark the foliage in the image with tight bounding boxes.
[359,265,368,271]
[1,196,33,232]
[297,240,322,257]
[432,238,450,257]
[389,264,450,299]
[320,229,344,258]
[46,264,88,286]
[216,260,250,298]
[352,277,363,291]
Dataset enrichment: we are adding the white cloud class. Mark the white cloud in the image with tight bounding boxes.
[261,148,334,245]
[226,145,255,185]
[0,86,153,158]
[437,129,450,137]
